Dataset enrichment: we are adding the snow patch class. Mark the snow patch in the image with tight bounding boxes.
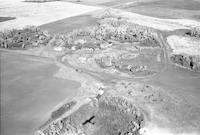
[0,0,101,30]
[140,125,198,135]
[167,35,200,56]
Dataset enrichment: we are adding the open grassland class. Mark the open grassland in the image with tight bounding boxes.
[0,51,80,135]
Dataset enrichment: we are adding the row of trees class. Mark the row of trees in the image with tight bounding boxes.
[0,17,159,50]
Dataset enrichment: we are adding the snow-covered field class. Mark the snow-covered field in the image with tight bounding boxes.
[167,35,200,56]
[1,0,200,32]
[95,9,200,31]
[0,0,101,30]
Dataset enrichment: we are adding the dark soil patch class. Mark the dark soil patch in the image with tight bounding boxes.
[101,0,134,6]
[39,15,98,34]
[120,0,200,20]
[192,15,200,20]
[24,0,60,2]
[135,0,200,11]
[0,17,15,22]
[51,101,77,119]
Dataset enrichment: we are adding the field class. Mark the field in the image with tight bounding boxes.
[0,0,100,30]
[1,0,200,135]
[0,51,80,135]
[119,0,200,20]
[0,17,15,22]
[65,0,200,20]
[39,15,98,34]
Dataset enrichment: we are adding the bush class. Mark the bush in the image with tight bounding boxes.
[47,34,69,47]
[171,54,200,71]
[0,26,51,49]
[190,26,200,38]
